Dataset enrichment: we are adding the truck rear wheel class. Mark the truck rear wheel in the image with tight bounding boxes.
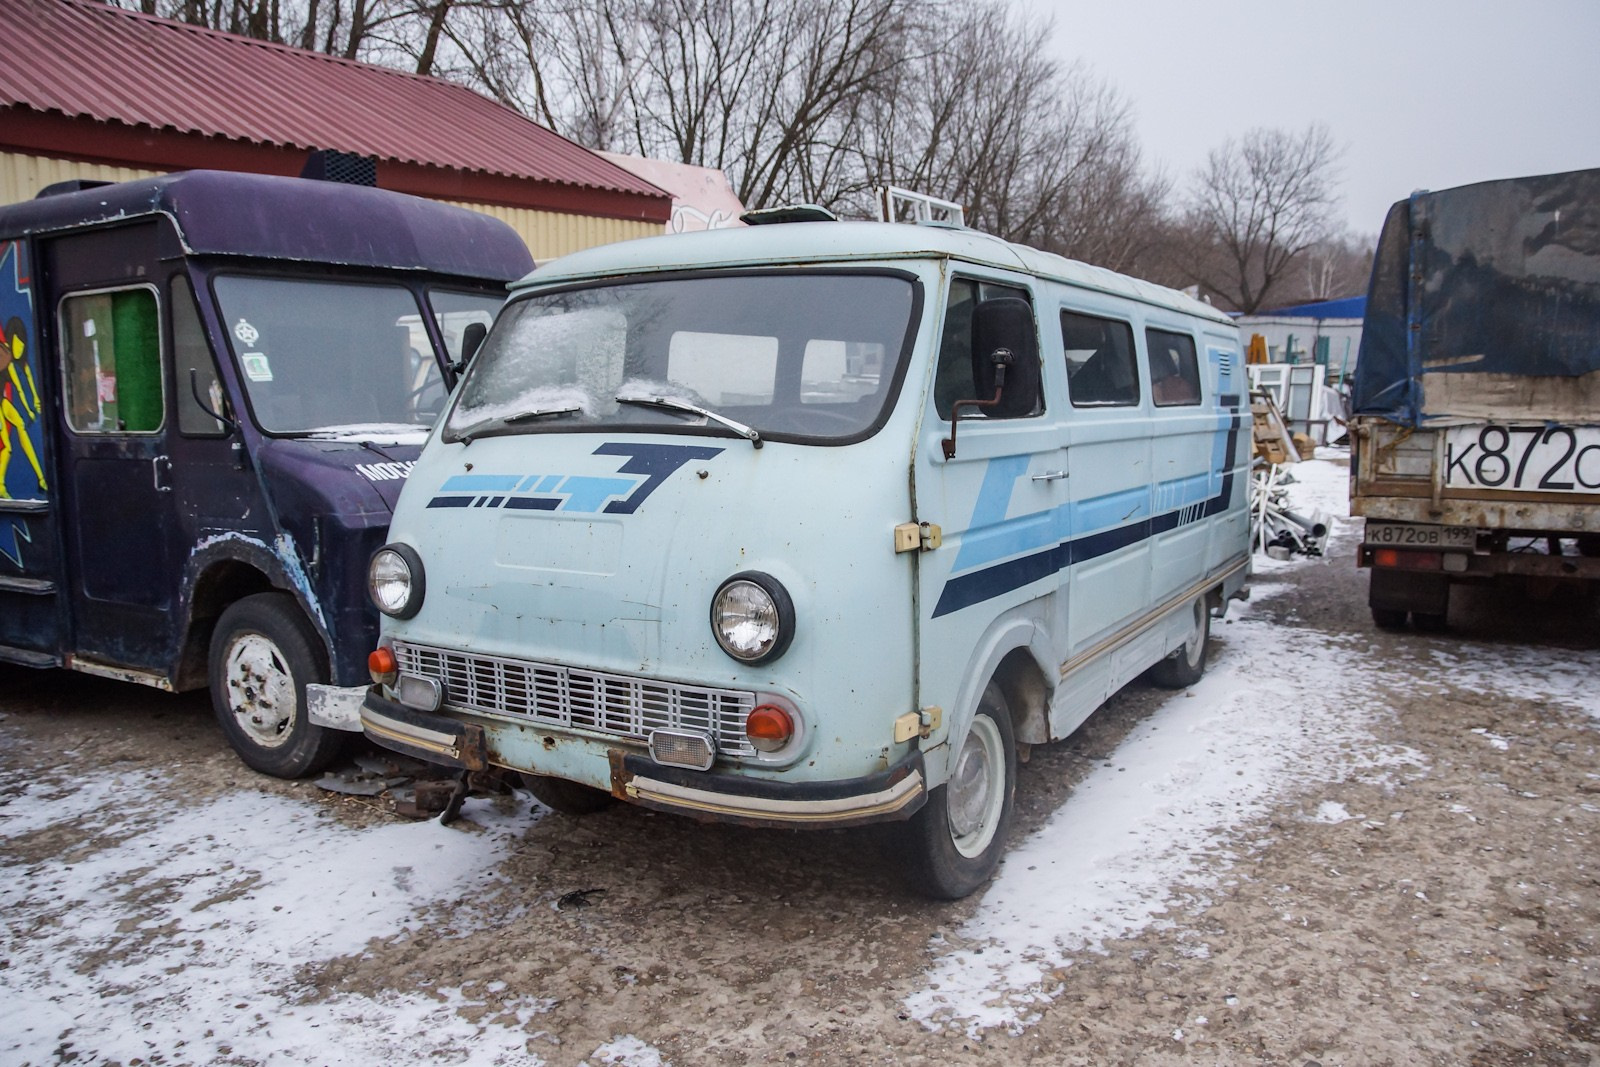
[904,681,1016,900]
[1370,607,1409,630]
[209,593,345,779]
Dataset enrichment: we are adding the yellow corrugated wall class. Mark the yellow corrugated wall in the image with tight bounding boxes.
[0,153,162,204]
[448,202,659,261]
[1,151,660,258]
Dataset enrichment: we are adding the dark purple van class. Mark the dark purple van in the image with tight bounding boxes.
[0,170,532,777]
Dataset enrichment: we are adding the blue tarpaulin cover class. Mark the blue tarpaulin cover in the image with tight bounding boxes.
[1255,296,1366,319]
[1352,168,1600,425]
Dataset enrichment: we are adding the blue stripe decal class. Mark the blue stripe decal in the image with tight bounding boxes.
[441,474,522,492]
[932,403,1242,618]
[425,443,724,513]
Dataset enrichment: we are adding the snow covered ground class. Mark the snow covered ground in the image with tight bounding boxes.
[907,456,1600,1036]
[4,453,1597,1063]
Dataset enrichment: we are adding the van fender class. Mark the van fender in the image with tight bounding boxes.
[921,604,1055,787]
[172,531,332,689]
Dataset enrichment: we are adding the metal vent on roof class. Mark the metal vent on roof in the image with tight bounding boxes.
[301,150,378,186]
[739,204,838,225]
[35,179,114,199]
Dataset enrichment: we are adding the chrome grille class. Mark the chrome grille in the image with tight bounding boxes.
[393,642,757,758]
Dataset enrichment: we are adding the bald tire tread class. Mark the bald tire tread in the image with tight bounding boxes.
[208,593,345,779]
[521,773,615,815]
[904,682,1017,900]
[1147,596,1210,689]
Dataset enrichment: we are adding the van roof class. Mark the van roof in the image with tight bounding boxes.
[517,220,1232,325]
[0,170,534,283]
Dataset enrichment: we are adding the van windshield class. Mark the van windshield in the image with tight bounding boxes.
[445,272,918,444]
[213,275,448,436]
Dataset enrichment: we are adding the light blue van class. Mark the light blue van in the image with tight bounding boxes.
[359,216,1251,898]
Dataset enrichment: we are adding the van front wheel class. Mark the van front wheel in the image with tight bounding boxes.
[904,682,1017,900]
[209,593,345,779]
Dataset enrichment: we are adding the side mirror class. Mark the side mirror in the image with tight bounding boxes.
[453,321,488,376]
[942,296,1041,458]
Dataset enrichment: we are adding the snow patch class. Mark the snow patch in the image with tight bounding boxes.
[0,771,547,1066]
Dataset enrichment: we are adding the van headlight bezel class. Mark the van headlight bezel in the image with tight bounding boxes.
[369,543,426,619]
[710,571,795,664]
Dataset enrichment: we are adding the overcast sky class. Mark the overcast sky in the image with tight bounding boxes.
[1022,0,1600,237]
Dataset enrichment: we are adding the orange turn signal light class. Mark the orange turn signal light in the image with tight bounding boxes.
[746,704,795,752]
[368,647,398,684]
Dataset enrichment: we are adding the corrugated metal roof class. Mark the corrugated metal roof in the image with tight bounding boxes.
[0,0,663,200]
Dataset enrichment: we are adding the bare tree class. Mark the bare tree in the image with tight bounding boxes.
[1184,124,1343,313]
[855,1,1164,271]
[1298,233,1376,303]
[103,0,1179,257]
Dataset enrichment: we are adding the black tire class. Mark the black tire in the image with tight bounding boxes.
[1147,595,1210,689]
[208,592,345,779]
[904,681,1017,900]
[1371,606,1409,631]
[521,773,614,815]
[1412,611,1448,633]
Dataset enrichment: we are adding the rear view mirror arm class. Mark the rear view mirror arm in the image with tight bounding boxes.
[942,347,1012,460]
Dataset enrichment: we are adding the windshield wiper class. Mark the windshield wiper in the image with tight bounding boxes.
[455,403,584,444]
[615,393,762,449]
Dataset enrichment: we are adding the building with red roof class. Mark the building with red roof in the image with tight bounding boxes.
[0,0,672,257]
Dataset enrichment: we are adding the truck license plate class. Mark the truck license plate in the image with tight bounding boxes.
[1364,523,1476,549]
[1444,423,1600,493]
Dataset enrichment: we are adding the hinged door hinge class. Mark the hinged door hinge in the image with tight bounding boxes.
[893,521,942,554]
[893,706,943,743]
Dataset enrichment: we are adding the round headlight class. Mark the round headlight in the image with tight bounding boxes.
[710,571,795,664]
[369,543,425,619]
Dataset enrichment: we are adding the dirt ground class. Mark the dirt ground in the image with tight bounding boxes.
[4,463,1600,1066]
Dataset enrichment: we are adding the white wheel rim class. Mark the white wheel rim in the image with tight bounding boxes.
[1182,599,1206,667]
[223,632,297,749]
[947,714,1006,859]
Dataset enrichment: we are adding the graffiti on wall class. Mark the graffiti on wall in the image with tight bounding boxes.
[0,240,46,567]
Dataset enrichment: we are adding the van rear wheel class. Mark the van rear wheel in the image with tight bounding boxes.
[1148,595,1210,689]
[209,593,344,779]
[904,681,1016,900]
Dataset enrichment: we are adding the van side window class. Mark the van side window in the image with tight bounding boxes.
[171,275,228,436]
[935,278,1035,419]
[60,288,163,434]
[1061,309,1138,407]
[1147,327,1202,407]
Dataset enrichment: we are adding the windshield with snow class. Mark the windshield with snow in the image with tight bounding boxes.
[214,275,454,436]
[444,272,919,444]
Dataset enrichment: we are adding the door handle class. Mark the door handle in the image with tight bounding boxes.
[152,455,173,492]
[1031,470,1068,482]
